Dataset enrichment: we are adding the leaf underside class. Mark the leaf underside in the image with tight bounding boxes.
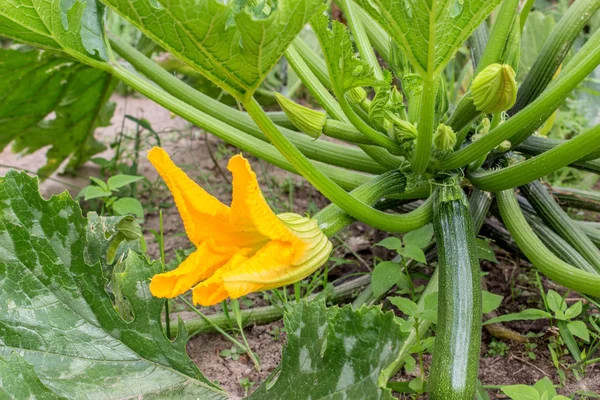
[0,171,225,399]
[100,0,323,101]
[354,0,502,76]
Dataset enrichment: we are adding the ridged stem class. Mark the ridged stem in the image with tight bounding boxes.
[412,75,436,174]
[509,0,600,116]
[468,124,600,191]
[108,64,372,190]
[517,136,600,174]
[521,181,600,273]
[109,36,387,175]
[244,96,433,233]
[496,189,600,296]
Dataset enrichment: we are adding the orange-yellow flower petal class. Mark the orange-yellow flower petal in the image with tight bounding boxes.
[147,148,332,305]
[192,214,332,306]
[149,241,239,298]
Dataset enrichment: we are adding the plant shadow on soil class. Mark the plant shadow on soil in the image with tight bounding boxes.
[4,95,598,399]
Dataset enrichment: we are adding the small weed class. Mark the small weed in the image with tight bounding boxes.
[487,339,510,357]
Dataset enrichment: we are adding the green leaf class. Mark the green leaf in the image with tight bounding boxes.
[519,11,556,80]
[101,0,322,101]
[372,261,403,297]
[107,174,144,191]
[354,0,501,76]
[0,353,66,399]
[482,291,503,314]
[311,12,388,93]
[112,197,145,219]
[389,296,418,316]
[0,48,114,177]
[403,224,433,249]
[564,301,583,320]
[397,244,427,263]
[477,237,498,263]
[375,237,404,251]
[546,290,567,314]
[0,0,110,65]
[84,185,113,200]
[0,170,226,398]
[533,377,557,399]
[484,309,552,325]
[501,385,540,400]
[567,321,590,343]
[250,301,407,399]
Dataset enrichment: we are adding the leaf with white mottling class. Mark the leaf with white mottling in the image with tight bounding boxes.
[0,171,226,399]
[250,301,407,399]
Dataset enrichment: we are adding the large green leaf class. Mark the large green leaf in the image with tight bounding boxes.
[354,0,502,76]
[0,0,110,65]
[250,301,407,399]
[0,47,115,177]
[0,171,226,399]
[100,0,322,101]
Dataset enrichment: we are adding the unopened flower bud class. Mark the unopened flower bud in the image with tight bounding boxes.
[390,86,403,104]
[393,119,418,141]
[496,140,512,153]
[478,117,491,135]
[472,64,517,114]
[347,87,367,105]
[433,124,456,152]
[275,93,325,139]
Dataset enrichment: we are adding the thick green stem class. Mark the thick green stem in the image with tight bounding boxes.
[338,95,405,154]
[438,28,600,170]
[244,96,432,233]
[286,43,403,169]
[109,36,387,175]
[509,0,600,116]
[108,64,372,190]
[552,186,600,213]
[475,0,520,74]
[468,124,600,191]
[412,75,436,173]
[285,45,346,122]
[290,39,332,90]
[517,136,600,174]
[496,189,600,297]
[336,0,384,80]
[323,120,375,144]
[521,181,600,273]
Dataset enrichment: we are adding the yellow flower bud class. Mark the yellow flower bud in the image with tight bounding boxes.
[471,64,517,114]
[275,93,326,139]
[433,124,456,152]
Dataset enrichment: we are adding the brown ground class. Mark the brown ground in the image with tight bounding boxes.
[3,95,598,399]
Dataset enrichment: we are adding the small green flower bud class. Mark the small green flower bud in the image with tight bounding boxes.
[275,93,325,139]
[471,64,517,114]
[393,119,418,141]
[433,124,456,152]
[347,87,367,105]
[496,140,511,153]
[470,133,484,142]
[390,86,403,104]
[478,117,491,136]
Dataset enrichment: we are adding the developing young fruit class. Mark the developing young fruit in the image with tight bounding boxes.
[471,64,517,114]
[433,124,456,152]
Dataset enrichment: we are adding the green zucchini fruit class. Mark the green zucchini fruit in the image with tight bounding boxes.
[429,179,482,400]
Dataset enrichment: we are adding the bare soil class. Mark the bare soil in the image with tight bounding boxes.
[4,95,598,399]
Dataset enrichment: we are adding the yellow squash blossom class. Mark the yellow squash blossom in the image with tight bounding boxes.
[147,147,332,306]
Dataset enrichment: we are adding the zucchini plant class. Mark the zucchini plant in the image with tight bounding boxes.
[0,0,599,398]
